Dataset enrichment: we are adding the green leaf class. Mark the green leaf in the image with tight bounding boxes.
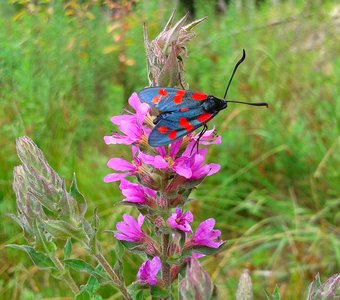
[191,242,228,256]
[35,219,58,253]
[75,289,91,300]
[44,219,86,242]
[88,208,100,253]
[150,285,170,298]
[64,259,104,279]
[168,242,228,265]
[64,238,72,259]
[127,282,145,300]
[70,173,87,218]
[115,239,125,258]
[264,286,280,300]
[119,240,145,255]
[7,244,56,270]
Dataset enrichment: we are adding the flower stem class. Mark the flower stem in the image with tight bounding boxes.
[162,233,171,298]
[95,252,133,300]
[50,256,79,295]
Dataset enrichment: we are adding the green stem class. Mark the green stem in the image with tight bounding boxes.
[95,252,133,300]
[162,233,171,298]
[50,256,79,295]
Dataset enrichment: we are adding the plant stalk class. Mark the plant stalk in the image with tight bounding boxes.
[95,252,133,300]
[50,256,79,295]
[162,233,171,298]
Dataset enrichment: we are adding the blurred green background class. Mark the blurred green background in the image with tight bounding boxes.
[1,0,339,299]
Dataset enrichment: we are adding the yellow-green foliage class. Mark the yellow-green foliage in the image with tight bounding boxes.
[1,1,339,299]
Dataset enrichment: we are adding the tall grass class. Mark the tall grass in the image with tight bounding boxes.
[0,1,339,299]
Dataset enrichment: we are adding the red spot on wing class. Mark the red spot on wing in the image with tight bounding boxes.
[198,113,212,123]
[168,130,177,140]
[158,126,168,134]
[174,90,186,105]
[180,108,189,112]
[179,118,194,132]
[174,95,183,104]
[152,96,161,104]
[158,89,168,97]
[192,92,207,101]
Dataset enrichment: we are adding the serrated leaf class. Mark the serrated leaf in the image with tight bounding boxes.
[7,244,56,270]
[64,238,72,259]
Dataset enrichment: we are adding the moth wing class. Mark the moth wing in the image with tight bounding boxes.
[138,87,208,112]
[148,107,217,147]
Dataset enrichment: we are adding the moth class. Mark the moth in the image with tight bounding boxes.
[138,50,268,147]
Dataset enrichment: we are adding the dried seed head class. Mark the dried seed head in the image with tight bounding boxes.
[144,10,207,88]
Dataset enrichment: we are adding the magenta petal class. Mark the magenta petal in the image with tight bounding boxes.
[104,172,132,183]
[207,163,221,176]
[173,163,192,178]
[192,218,223,248]
[107,158,135,171]
[111,115,134,125]
[128,92,141,110]
[183,211,194,222]
[137,214,145,227]
[169,139,182,157]
[137,256,161,286]
[104,135,133,145]
[167,208,193,233]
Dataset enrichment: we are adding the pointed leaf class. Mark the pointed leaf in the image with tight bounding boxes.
[69,173,87,217]
[183,16,208,31]
[7,244,56,270]
[64,259,105,279]
[306,273,322,300]
[75,289,91,300]
[264,286,280,300]
[63,238,72,259]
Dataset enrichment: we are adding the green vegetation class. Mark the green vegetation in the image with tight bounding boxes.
[1,1,339,299]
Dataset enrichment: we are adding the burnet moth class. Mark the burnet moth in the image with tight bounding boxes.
[138,50,268,147]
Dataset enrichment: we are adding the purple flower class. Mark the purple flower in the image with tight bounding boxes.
[119,179,157,204]
[137,256,162,286]
[190,218,223,248]
[138,140,220,180]
[174,148,221,179]
[104,93,150,145]
[114,214,145,242]
[104,146,142,182]
[167,208,193,233]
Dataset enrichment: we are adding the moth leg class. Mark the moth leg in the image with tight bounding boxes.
[190,124,208,155]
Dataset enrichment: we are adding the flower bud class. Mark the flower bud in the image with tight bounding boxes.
[179,256,214,299]
[236,269,253,300]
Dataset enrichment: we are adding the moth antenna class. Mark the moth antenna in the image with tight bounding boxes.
[223,49,246,99]
[226,100,268,107]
